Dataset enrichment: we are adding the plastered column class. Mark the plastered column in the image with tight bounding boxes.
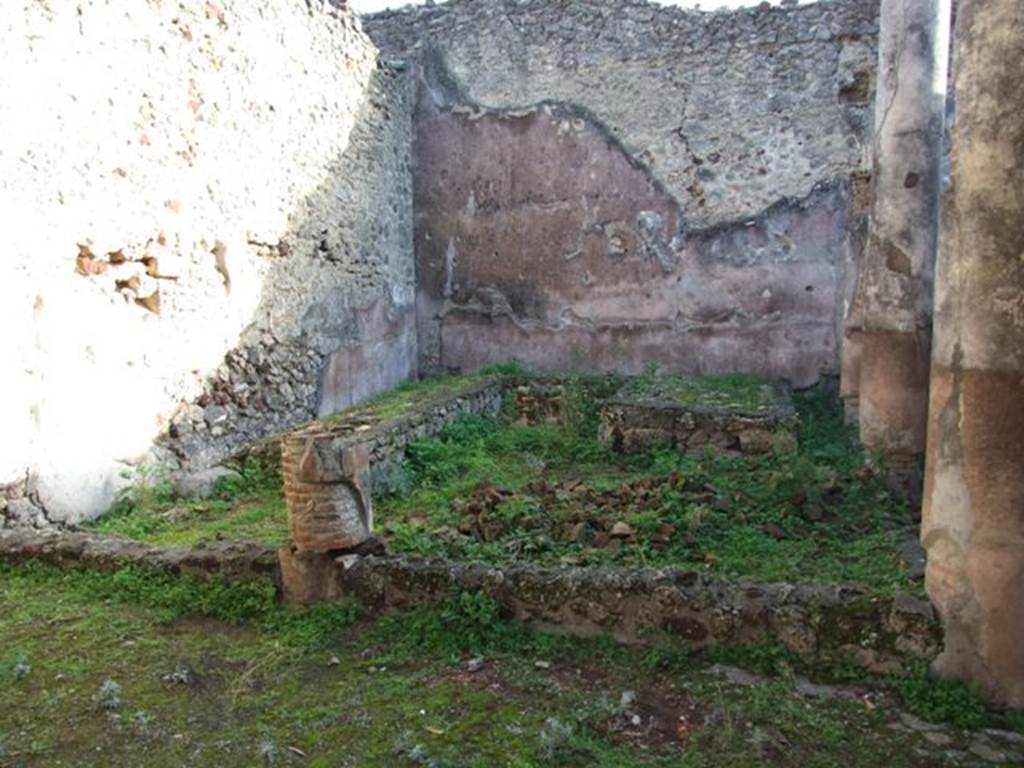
[922,0,1024,708]
[858,0,950,500]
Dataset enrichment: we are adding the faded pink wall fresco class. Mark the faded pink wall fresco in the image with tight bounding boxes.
[415,92,850,388]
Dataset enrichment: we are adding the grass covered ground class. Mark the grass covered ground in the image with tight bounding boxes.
[0,562,1015,768]
[90,375,916,592]
[621,370,786,412]
[321,368,503,427]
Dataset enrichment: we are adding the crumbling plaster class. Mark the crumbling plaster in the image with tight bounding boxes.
[0,0,415,523]
[367,0,879,228]
[367,0,879,384]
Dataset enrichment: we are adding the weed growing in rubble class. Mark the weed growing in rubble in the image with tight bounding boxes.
[376,383,916,592]
[894,663,987,729]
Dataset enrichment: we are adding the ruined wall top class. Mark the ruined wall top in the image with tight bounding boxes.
[366,0,880,228]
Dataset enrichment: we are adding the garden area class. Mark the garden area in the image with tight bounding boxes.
[90,371,920,594]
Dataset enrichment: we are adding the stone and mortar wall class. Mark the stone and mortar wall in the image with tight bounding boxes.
[599,398,798,456]
[0,528,279,585]
[281,550,940,673]
[282,379,505,552]
[366,0,879,387]
[0,1,416,523]
[0,526,939,673]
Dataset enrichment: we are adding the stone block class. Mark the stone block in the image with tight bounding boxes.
[599,374,798,456]
[283,432,373,553]
[173,467,243,500]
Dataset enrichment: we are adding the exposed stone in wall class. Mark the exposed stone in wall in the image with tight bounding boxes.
[281,379,505,557]
[366,0,879,229]
[367,0,879,386]
[1,1,415,522]
[282,551,939,673]
[0,479,55,532]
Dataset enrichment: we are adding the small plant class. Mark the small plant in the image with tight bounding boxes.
[684,503,711,536]
[537,717,580,765]
[112,464,175,517]
[370,460,412,499]
[639,642,691,673]
[894,663,987,729]
[0,652,31,682]
[216,454,281,500]
[479,360,528,377]
[258,737,278,767]
[97,679,123,710]
[633,362,661,395]
[709,640,795,678]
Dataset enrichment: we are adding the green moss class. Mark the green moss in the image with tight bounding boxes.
[894,663,987,729]
[623,367,784,412]
[88,453,290,548]
[321,369,498,427]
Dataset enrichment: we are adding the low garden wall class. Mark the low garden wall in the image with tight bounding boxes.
[599,376,799,455]
[0,370,941,676]
[0,528,278,584]
[281,377,505,553]
[0,527,938,674]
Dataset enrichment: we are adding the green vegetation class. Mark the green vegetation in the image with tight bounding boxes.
[377,384,916,592]
[625,366,783,412]
[0,566,1016,767]
[322,362,523,427]
[894,663,988,729]
[88,372,916,593]
[88,454,288,548]
[14,371,1018,764]
[709,640,797,678]
[0,562,356,650]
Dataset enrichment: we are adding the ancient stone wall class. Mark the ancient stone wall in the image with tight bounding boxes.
[281,378,505,554]
[0,1,416,523]
[366,0,879,386]
[0,527,939,674]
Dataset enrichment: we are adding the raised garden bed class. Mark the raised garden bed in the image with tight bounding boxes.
[21,367,931,673]
[599,373,798,455]
[86,369,919,593]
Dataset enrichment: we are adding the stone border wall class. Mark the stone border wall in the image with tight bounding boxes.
[599,386,799,456]
[0,527,938,674]
[0,528,278,585]
[285,547,942,673]
[281,378,505,553]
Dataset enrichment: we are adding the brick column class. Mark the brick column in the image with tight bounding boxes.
[858,0,950,501]
[279,428,373,603]
[922,0,1024,708]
